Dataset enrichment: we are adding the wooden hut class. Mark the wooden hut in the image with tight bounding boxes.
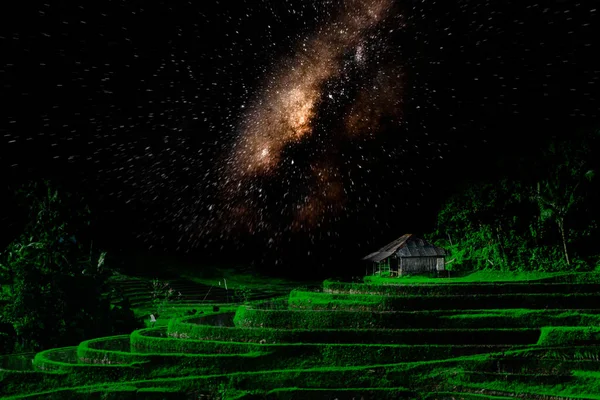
[362,234,447,276]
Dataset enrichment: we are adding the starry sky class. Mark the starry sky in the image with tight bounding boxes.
[1,0,600,272]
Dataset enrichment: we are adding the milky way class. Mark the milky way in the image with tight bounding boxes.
[219,0,403,235]
[3,0,599,255]
[229,0,393,177]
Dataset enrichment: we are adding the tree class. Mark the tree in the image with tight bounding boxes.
[532,140,595,266]
[428,129,600,273]
[430,180,529,271]
[0,180,113,351]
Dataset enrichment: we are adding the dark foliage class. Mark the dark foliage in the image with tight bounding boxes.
[427,129,600,272]
[0,180,140,352]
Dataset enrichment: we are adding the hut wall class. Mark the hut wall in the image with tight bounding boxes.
[399,257,439,274]
[436,257,445,271]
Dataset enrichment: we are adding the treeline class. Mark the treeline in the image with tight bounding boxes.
[0,180,139,354]
[427,129,600,272]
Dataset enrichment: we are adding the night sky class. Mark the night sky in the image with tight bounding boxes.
[1,0,599,274]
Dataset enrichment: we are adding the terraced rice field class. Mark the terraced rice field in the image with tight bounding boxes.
[3,273,600,399]
[109,275,301,313]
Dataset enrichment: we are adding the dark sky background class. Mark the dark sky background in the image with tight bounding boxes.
[1,0,599,276]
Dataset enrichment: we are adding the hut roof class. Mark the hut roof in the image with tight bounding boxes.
[362,234,446,263]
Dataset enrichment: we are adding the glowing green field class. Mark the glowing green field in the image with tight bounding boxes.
[3,272,600,399]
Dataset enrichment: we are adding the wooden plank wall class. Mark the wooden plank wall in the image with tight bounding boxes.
[400,257,440,274]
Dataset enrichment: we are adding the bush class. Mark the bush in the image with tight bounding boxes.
[0,322,16,354]
[1,180,114,352]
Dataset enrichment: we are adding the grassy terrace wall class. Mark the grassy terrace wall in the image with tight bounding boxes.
[458,370,573,385]
[537,327,600,346]
[463,356,600,375]
[16,351,554,399]
[128,326,514,365]
[29,341,524,390]
[364,272,600,285]
[261,387,417,400]
[289,290,600,310]
[0,369,64,398]
[130,327,267,354]
[169,317,541,345]
[77,341,512,376]
[445,370,600,400]
[77,336,278,376]
[324,280,600,295]
[77,335,137,364]
[31,347,146,383]
[234,306,600,329]
[5,362,462,399]
[32,343,286,384]
[8,272,600,399]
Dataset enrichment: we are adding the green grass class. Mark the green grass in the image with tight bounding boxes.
[166,263,315,291]
[289,289,600,312]
[448,371,600,400]
[234,306,600,330]
[423,392,516,400]
[262,386,416,399]
[136,304,235,328]
[364,270,580,284]
[6,267,600,399]
[537,326,600,346]
[108,262,315,329]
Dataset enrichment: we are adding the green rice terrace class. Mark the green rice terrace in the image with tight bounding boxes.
[4,270,600,399]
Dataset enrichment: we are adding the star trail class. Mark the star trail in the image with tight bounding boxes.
[1,0,599,266]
